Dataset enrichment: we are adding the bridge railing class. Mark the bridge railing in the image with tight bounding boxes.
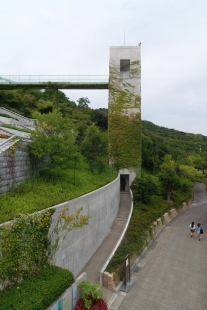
[0,75,109,84]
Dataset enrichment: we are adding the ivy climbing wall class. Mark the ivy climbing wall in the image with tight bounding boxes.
[0,140,31,194]
[0,210,53,290]
[109,46,142,181]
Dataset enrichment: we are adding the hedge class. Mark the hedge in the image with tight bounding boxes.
[0,265,74,310]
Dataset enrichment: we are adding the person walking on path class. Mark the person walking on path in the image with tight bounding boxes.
[196,223,203,241]
[189,221,196,237]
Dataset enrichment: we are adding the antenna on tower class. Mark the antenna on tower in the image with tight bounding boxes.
[124,31,125,46]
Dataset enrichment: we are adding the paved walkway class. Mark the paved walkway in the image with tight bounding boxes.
[78,183,207,310]
[78,191,131,302]
[115,183,207,310]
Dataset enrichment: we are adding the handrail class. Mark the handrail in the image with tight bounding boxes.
[0,135,31,148]
[0,75,109,84]
[0,135,16,147]
[99,189,134,286]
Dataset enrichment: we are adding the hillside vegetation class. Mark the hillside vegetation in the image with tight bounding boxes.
[1,88,207,299]
[1,89,207,221]
[142,120,207,172]
[0,89,114,223]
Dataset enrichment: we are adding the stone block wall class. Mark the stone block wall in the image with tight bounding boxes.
[0,140,30,194]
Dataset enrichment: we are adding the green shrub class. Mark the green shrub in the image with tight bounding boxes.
[77,280,102,309]
[130,176,158,203]
[0,265,74,310]
[0,210,53,289]
[0,166,117,224]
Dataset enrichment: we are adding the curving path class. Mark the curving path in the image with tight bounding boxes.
[78,191,131,285]
[117,183,207,310]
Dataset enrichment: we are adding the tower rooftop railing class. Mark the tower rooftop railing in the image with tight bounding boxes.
[0,75,109,90]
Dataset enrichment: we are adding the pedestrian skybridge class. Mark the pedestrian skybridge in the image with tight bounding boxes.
[0,75,109,90]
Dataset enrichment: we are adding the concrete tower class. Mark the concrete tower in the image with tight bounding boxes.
[108,46,141,190]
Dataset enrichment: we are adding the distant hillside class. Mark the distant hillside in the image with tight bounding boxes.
[142,120,207,170]
[142,120,207,142]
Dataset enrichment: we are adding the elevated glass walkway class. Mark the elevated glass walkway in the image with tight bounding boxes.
[0,75,109,90]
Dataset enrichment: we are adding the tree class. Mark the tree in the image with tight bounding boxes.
[142,134,153,169]
[91,109,108,131]
[81,126,107,173]
[158,167,181,201]
[160,154,176,170]
[77,97,90,109]
[29,109,78,179]
[179,164,205,183]
[36,99,53,114]
[130,176,158,203]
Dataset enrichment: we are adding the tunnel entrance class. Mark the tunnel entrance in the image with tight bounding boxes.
[120,174,129,192]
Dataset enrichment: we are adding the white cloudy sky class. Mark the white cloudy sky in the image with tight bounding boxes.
[1,0,207,135]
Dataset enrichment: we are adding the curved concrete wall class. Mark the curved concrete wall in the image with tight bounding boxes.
[49,175,120,278]
[0,175,120,289]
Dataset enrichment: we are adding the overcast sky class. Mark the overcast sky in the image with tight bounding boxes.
[1,0,207,135]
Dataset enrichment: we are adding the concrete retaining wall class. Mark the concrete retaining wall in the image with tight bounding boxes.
[0,174,120,290]
[49,175,120,278]
[0,140,30,194]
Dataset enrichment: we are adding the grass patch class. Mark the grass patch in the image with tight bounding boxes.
[0,165,117,224]
[0,265,74,310]
[1,124,31,133]
[0,113,19,121]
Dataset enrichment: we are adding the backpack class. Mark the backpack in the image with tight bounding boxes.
[200,227,203,234]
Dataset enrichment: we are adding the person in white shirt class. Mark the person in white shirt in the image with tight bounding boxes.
[189,221,196,237]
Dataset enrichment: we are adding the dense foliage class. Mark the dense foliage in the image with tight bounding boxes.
[130,176,158,203]
[1,88,207,303]
[0,265,74,310]
[0,166,116,224]
[0,210,53,289]
[81,125,107,173]
[0,89,114,223]
[30,109,79,179]
[142,120,207,172]
[0,89,108,131]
